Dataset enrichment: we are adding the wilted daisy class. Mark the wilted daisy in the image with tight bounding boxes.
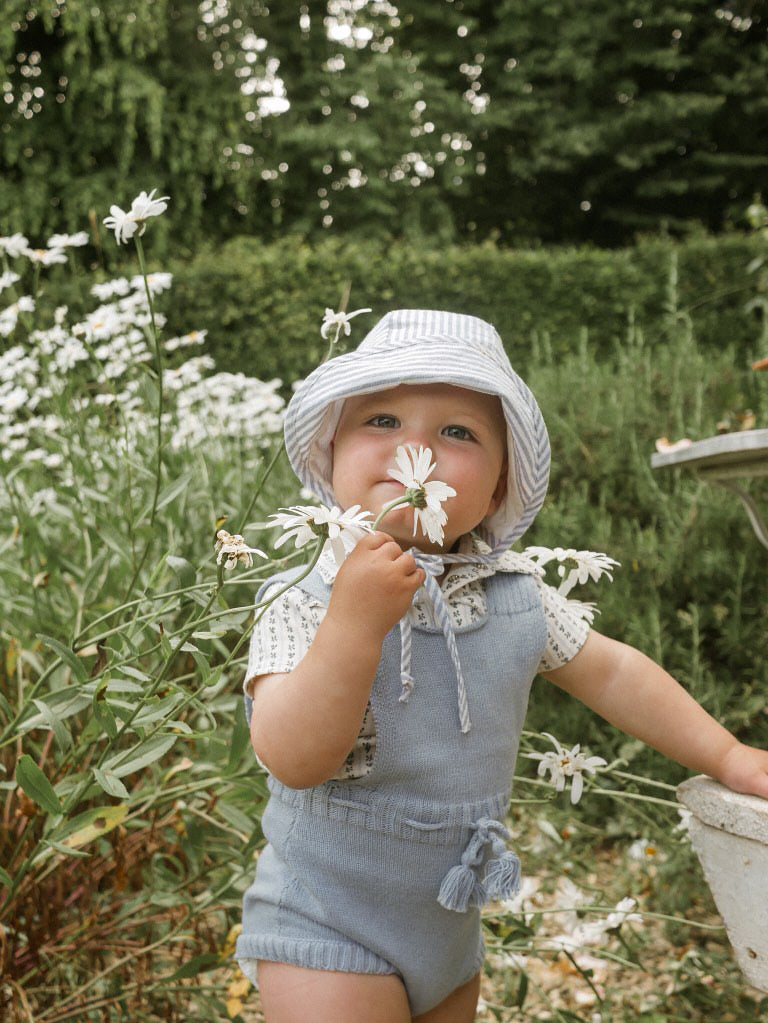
[524,546,620,596]
[527,732,607,804]
[381,444,457,546]
[320,306,371,343]
[214,529,267,570]
[103,188,170,244]
[271,503,373,565]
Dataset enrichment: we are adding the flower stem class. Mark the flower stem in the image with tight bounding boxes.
[371,494,413,531]
[134,234,164,529]
[237,436,286,533]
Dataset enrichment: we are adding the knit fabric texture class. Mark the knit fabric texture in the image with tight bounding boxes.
[237,564,548,1014]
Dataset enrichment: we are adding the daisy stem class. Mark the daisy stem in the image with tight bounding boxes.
[371,494,414,531]
[133,234,164,528]
[237,436,286,534]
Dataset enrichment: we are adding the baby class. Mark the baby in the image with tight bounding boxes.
[236,309,768,1023]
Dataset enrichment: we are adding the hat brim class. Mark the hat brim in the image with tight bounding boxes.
[285,342,550,548]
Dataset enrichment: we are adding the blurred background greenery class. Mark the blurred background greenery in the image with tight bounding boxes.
[3,0,768,253]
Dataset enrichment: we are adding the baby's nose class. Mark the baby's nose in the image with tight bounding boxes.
[402,428,432,449]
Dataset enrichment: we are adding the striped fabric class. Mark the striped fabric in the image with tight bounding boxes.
[283,309,552,730]
[285,309,550,551]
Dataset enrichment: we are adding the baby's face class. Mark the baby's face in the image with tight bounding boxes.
[331,383,507,553]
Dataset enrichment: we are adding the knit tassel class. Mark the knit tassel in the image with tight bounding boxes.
[437,864,478,912]
[483,851,522,900]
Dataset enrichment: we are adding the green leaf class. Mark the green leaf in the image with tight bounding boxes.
[93,694,118,740]
[160,631,173,661]
[103,734,178,778]
[166,554,197,589]
[155,470,195,513]
[226,705,250,774]
[216,800,256,836]
[32,699,73,750]
[47,804,129,853]
[20,687,91,732]
[40,840,91,859]
[39,635,88,684]
[163,953,220,982]
[16,755,62,816]
[0,865,13,888]
[119,666,151,683]
[92,767,130,800]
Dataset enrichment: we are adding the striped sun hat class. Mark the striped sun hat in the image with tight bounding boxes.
[284,309,550,553]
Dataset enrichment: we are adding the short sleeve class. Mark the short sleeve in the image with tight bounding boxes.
[244,583,325,695]
[535,580,591,672]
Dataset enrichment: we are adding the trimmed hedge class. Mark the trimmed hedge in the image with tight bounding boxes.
[160,233,766,388]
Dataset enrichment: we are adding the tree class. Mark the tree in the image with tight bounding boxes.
[1,0,767,250]
[428,0,768,244]
[0,0,269,253]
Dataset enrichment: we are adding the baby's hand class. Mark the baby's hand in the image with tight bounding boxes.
[715,742,768,801]
[327,531,426,640]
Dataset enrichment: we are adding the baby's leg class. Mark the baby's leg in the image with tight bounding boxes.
[257,960,411,1023]
[412,971,481,1023]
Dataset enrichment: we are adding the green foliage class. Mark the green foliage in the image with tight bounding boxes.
[2,221,768,1019]
[161,232,767,390]
[3,1,768,249]
[522,304,768,781]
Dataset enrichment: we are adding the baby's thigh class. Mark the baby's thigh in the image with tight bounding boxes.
[257,960,411,1023]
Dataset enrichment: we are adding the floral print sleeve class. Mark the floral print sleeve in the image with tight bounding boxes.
[243,583,325,694]
[534,579,591,672]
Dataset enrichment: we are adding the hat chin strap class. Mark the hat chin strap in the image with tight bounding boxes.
[398,544,506,734]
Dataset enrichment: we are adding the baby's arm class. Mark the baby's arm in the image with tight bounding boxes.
[249,532,425,789]
[542,630,768,800]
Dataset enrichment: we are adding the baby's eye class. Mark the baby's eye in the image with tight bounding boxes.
[367,414,399,429]
[443,425,474,441]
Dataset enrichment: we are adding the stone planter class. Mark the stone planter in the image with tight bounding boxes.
[677,775,768,991]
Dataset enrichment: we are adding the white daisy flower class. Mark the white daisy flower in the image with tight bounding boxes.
[91,278,132,301]
[271,503,373,565]
[524,546,620,596]
[0,271,20,293]
[0,234,29,258]
[46,231,89,248]
[526,732,607,804]
[319,306,372,342]
[387,444,457,546]
[23,247,68,267]
[103,205,138,245]
[103,189,170,244]
[129,188,170,223]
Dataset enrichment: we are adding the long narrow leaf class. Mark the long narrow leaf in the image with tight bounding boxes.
[38,635,88,684]
[103,734,178,778]
[16,754,62,816]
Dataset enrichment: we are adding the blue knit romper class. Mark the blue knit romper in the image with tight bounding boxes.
[236,564,548,1015]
